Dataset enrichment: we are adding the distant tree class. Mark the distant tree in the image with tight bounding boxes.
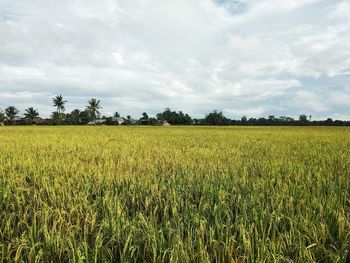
[86,98,102,121]
[114,112,120,118]
[325,118,333,125]
[178,111,193,125]
[69,109,81,125]
[51,111,64,124]
[24,107,39,125]
[148,117,160,125]
[52,95,67,124]
[104,117,115,125]
[241,116,247,124]
[247,118,257,125]
[203,110,229,125]
[124,115,132,125]
[157,108,171,123]
[334,120,345,126]
[79,110,91,125]
[156,108,192,125]
[140,112,149,125]
[299,114,308,125]
[256,117,268,126]
[278,116,295,124]
[5,106,19,125]
[0,109,5,126]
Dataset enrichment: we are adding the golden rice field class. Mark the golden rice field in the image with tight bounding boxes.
[0,126,350,262]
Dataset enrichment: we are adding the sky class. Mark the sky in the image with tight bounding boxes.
[0,0,350,119]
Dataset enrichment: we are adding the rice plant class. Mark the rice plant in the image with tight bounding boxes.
[0,126,349,262]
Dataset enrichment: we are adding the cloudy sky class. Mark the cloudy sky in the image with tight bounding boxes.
[0,0,350,119]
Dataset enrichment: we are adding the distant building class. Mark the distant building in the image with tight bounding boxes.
[87,118,125,126]
[35,117,44,125]
[88,119,106,125]
[163,120,171,126]
[115,117,124,125]
[14,116,26,125]
[279,116,294,122]
[95,119,106,125]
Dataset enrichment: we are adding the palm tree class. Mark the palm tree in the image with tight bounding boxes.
[24,107,39,125]
[86,98,101,121]
[5,106,19,125]
[52,95,67,124]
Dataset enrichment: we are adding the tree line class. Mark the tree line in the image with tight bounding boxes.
[0,95,349,126]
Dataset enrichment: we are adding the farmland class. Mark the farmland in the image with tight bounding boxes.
[0,126,349,262]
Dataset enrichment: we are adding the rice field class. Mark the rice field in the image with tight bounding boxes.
[0,126,349,262]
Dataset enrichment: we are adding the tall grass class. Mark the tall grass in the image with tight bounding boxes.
[0,126,349,262]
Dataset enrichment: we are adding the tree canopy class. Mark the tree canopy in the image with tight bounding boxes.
[24,107,39,124]
[86,98,102,121]
[5,106,19,125]
[0,97,349,126]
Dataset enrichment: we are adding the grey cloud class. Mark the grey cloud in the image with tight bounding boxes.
[0,0,350,119]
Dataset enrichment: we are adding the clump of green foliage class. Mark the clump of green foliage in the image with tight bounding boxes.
[0,126,349,262]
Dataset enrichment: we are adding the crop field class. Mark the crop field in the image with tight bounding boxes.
[0,126,349,262]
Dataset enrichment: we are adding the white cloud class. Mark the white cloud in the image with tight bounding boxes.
[329,92,350,107]
[0,0,349,119]
[293,91,329,112]
[224,106,265,117]
[329,1,350,23]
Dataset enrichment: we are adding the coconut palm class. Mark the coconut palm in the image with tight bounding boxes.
[24,107,39,125]
[5,106,19,125]
[52,95,67,124]
[86,98,101,121]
